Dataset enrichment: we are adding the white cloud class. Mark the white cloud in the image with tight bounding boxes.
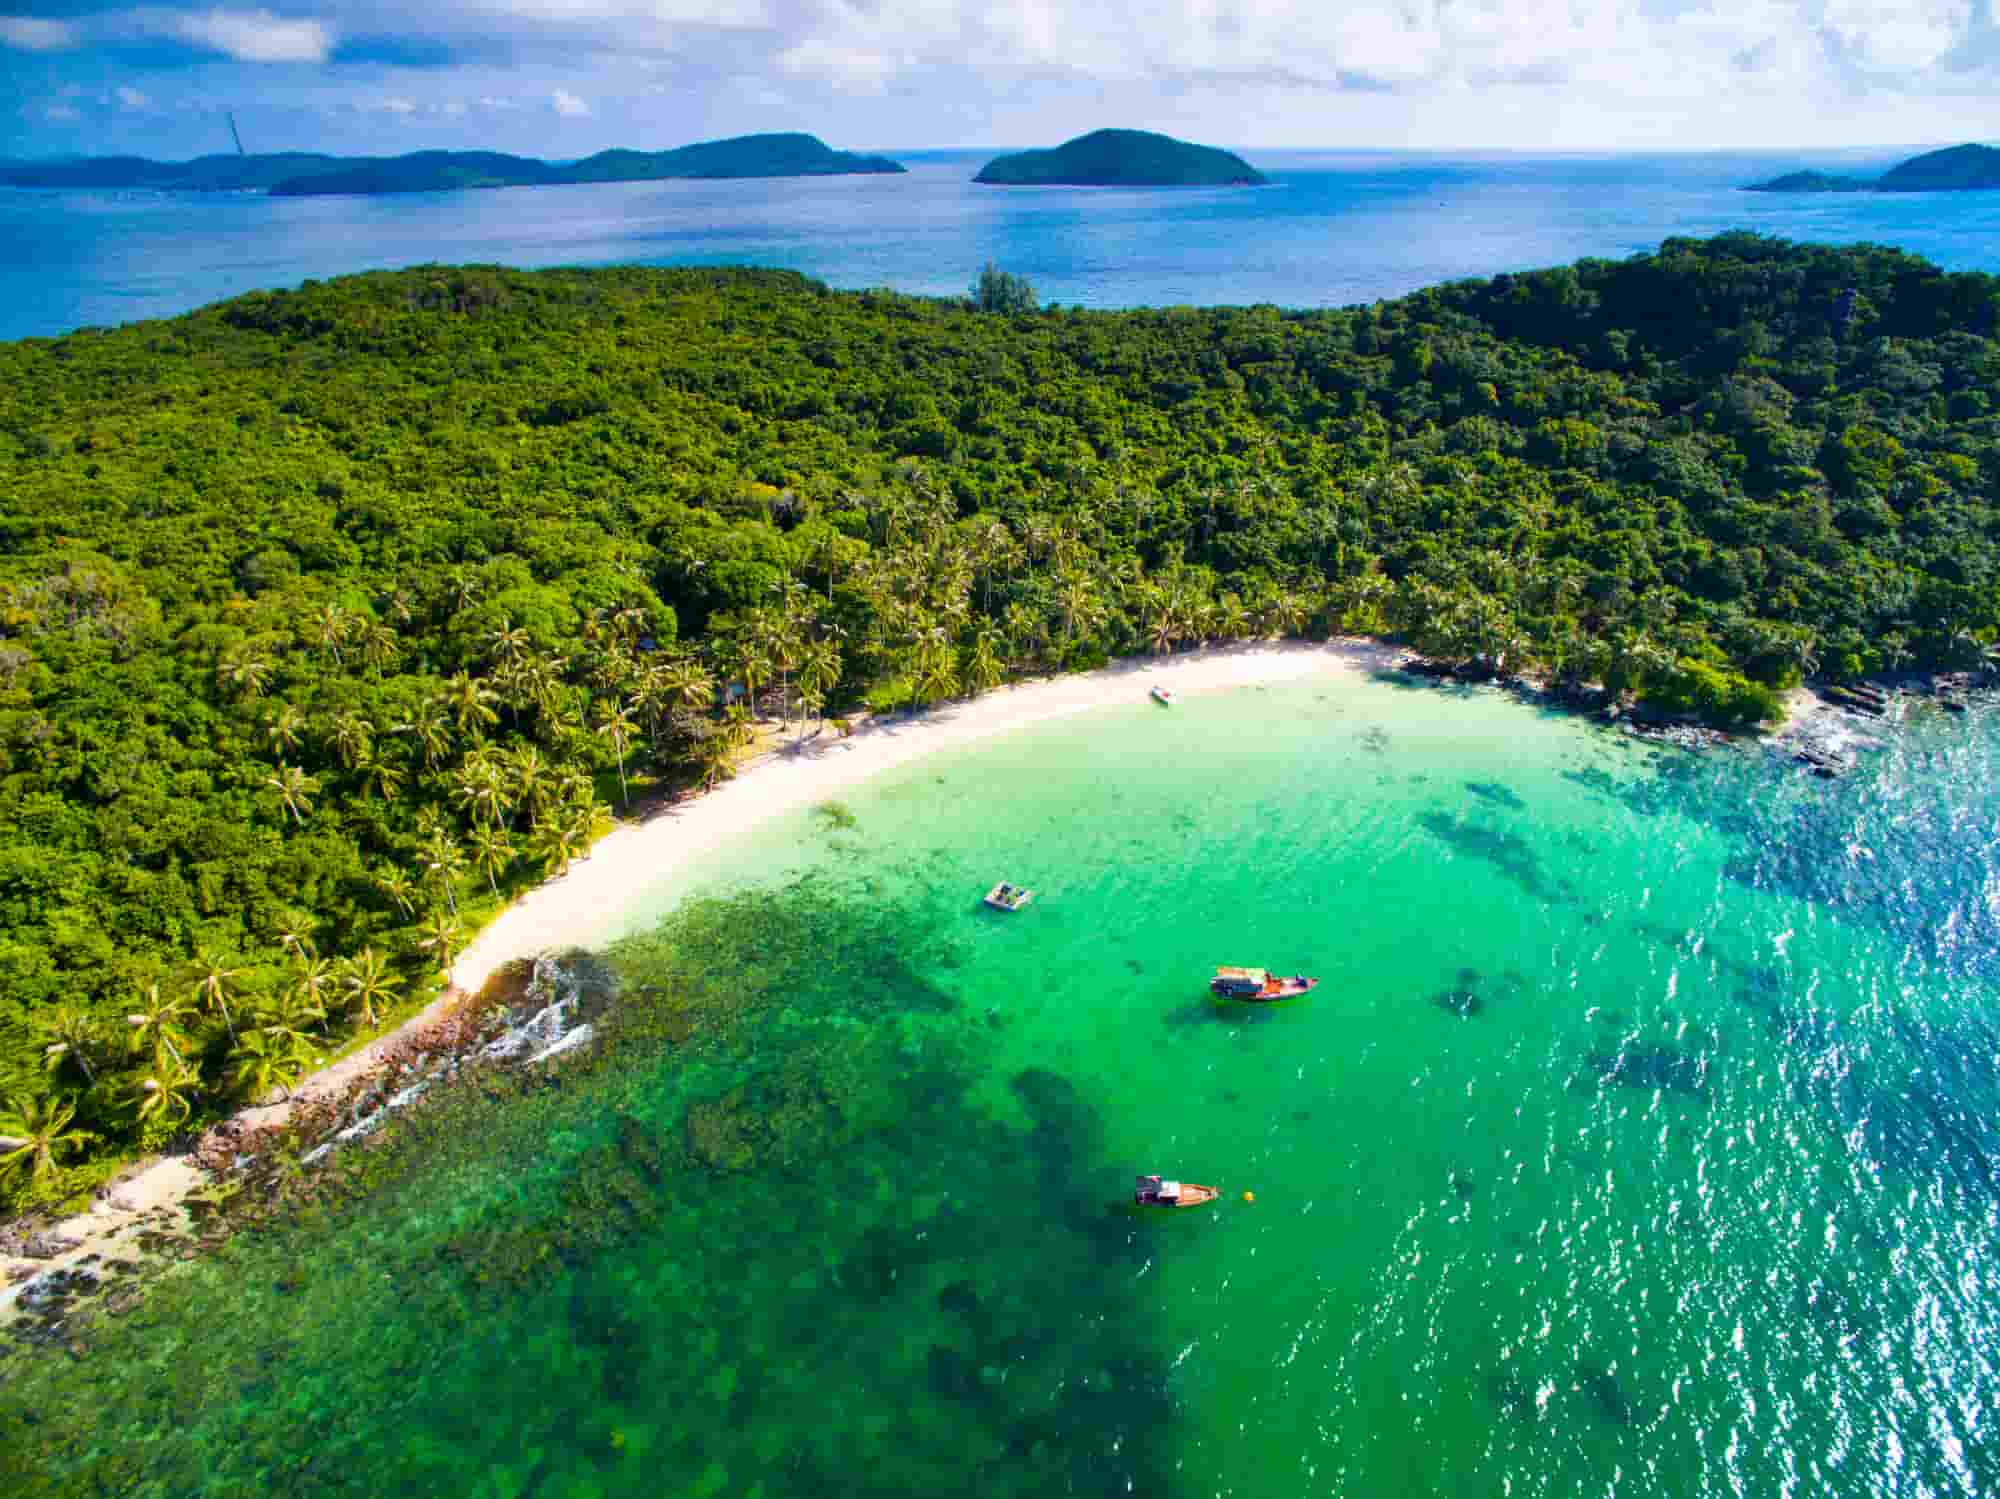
[355,95,419,114]
[0,16,78,51]
[116,85,152,108]
[551,88,590,116]
[171,8,334,63]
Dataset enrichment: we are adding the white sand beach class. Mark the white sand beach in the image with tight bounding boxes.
[2,639,1399,1312]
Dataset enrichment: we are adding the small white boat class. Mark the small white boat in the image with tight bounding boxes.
[1150,686,1176,706]
[984,881,1035,912]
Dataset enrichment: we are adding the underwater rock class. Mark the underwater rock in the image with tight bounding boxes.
[1449,1170,1477,1199]
[1486,1367,1537,1421]
[1575,1360,1635,1425]
[1588,1043,1706,1093]
[1465,781,1526,811]
[926,1344,987,1401]
[1418,812,1553,900]
[1433,989,1483,1018]
[615,1112,665,1184]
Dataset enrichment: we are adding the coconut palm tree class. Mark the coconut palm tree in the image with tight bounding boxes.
[964,626,1005,695]
[485,615,531,668]
[326,710,373,770]
[264,703,306,757]
[126,983,192,1067]
[374,864,418,918]
[505,744,555,830]
[418,913,462,977]
[340,947,401,1031]
[263,763,320,826]
[398,699,454,770]
[133,1058,200,1131]
[274,909,316,961]
[359,620,400,673]
[797,637,844,732]
[0,1093,94,1187]
[529,817,587,878]
[355,749,406,804]
[37,1006,102,1086]
[216,647,273,701]
[593,697,638,808]
[661,657,717,714]
[230,1028,308,1104]
[469,824,515,898]
[285,957,335,1026]
[419,830,466,917]
[440,672,500,739]
[311,603,353,666]
[190,946,245,1044]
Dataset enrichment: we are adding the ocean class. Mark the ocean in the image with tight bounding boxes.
[6,147,2000,343]
[8,673,1998,1498]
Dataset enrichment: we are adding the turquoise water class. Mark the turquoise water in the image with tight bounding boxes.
[10,149,2000,341]
[6,671,1999,1497]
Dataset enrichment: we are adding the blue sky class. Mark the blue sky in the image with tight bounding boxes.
[4,2,1999,160]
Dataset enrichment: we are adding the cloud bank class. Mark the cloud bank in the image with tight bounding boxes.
[1,1,1997,157]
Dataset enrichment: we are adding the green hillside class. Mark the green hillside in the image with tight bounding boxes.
[1,234,1997,1201]
[974,129,1265,186]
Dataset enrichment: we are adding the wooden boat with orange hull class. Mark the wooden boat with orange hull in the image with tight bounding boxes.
[1134,1176,1219,1208]
[1209,966,1319,1002]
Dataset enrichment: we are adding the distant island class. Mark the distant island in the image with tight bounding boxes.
[0,134,904,197]
[974,129,1266,187]
[1746,142,2000,193]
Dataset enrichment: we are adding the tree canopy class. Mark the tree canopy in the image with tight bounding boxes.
[2,233,1997,1202]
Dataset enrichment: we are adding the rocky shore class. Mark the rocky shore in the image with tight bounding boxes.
[2,956,600,1344]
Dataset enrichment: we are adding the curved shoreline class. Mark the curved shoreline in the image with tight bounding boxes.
[2,640,1396,1314]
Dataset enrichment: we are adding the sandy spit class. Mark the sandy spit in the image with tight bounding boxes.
[3,639,1399,1314]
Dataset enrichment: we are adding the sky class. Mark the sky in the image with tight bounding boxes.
[2,2,1999,160]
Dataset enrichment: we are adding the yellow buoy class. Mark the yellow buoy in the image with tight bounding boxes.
[1242,1191,1256,1204]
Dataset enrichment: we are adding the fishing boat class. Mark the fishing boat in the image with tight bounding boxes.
[1209,966,1319,1002]
[1134,1175,1218,1208]
[1150,686,1176,706]
[983,881,1035,912]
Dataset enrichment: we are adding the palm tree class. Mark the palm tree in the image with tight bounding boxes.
[359,620,400,673]
[691,728,737,791]
[530,817,587,878]
[0,1093,94,1187]
[230,1027,307,1104]
[661,657,717,714]
[274,909,316,961]
[505,744,555,830]
[419,830,466,917]
[326,710,373,770]
[469,824,515,898]
[418,913,462,977]
[133,1057,200,1131]
[593,697,638,808]
[398,700,454,770]
[964,627,1006,696]
[311,603,353,665]
[915,637,960,706]
[285,957,335,1025]
[340,947,401,1030]
[216,647,273,701]
[356,749,406,803]
[264,703,306,757]
[798,638,844,730]
[263,763,320,826]
[485,615,531,668]
[375,864,418,918]
[440,672,500,739]
[126,982,192,1066]
[190,946,245,1043]
[721,633,772,721]
[38,1006,101,1085]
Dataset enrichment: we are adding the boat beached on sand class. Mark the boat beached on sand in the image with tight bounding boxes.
[1210,966,1318,1001]
[1150,685,1175,705]
[1134,1175,1218,1208]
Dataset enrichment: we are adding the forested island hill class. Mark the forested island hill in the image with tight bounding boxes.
[0,234,1997,1209]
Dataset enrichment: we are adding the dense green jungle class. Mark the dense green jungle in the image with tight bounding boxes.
[1,232,1997,1200]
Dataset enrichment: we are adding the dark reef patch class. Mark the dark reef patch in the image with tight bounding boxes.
[1465,781,1526,811]
[1418,812,1556,900]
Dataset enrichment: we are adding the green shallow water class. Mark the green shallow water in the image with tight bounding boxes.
[7,672,2000,1499]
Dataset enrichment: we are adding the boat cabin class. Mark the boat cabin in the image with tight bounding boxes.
[1211,966,1270,998]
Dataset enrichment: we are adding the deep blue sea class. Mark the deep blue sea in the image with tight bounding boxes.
[5,147,2000,342]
